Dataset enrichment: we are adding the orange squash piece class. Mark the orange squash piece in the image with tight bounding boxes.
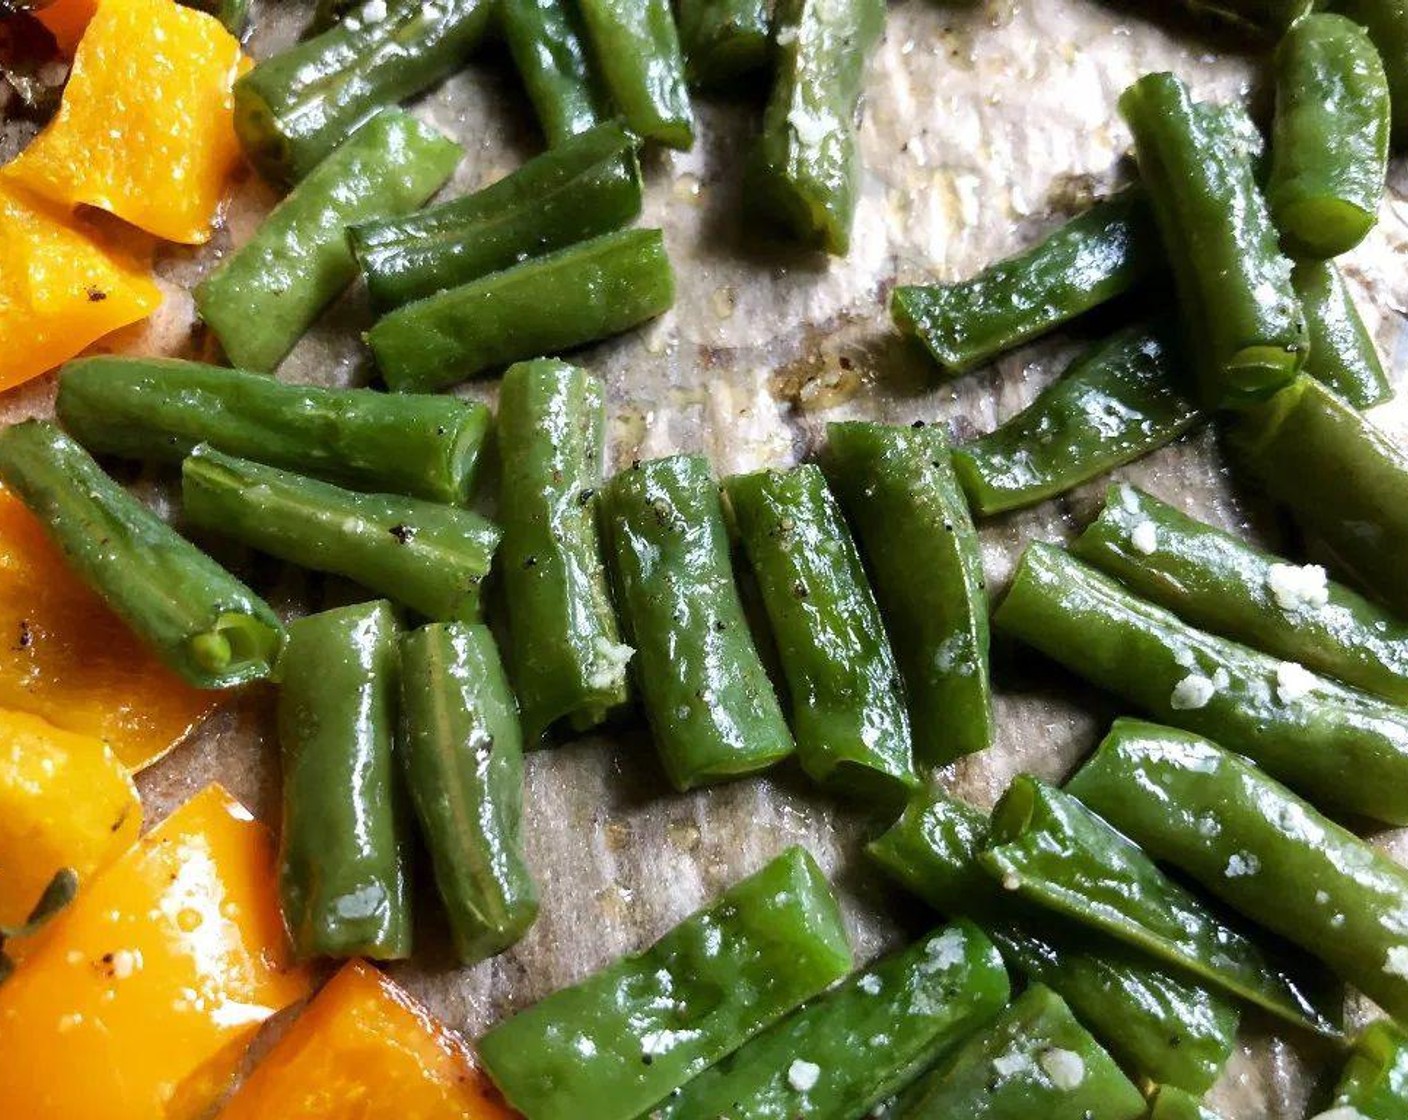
[218,960,520,1120]
[5,0,247,244]
[0,785,314,1120]
[0,181,161,391]
[0,708,140,929]
[0,485,219,770]
[35,0,99,54]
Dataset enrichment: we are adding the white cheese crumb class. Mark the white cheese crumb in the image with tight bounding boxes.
[991,1048,1035,1080]
[788,108,831,147]
[787,1059,821,1093]
[1171,673,1217,710]
[586,637,635,691]
[857,974,882,995]
[1225,852,1260,878]
[1310,1109,1373,1120]
[1275,661,1317,705]
[1130,521,1159,555]
[109,949,139,980]
[1315,890,1330,905]
[924,929,968,972]
[1039,1047,1086,1090]
[1001,873,1021,891]
[1385,946,1408,979]
[1267,563,1329,613]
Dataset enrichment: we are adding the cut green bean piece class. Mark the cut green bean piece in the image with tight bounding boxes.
[1269,14,1390,258]
[1177,0,1312,35]
[601,455,793,790]
[953,322,1202,516]
[890,984,1147,1120]
[181,0,246,32]
[198,109,459,372]
[1073,483,1408,704]
[369,228,674,392]
[351,121,642,310]
[182,446,500,624]
[1294,259,1392,409]
[233,0,493,184]
[996,542,1408,825]
[748,0,883,254]
[677,0,771,87]
[502,0,606,146]
[727,464,917,804]
[1234,376,1408,617]
[398,622,537,965]
[868,785,1240,1094]
[983,775,1338,1037]
[824,422,992,765]
[1068,718,1408,1026]
[653,921,1010,1120]
[57,356,489,504]
[0,420,282,689]
[1330,0,1408,148]
[890,190,1160,377]
[277,600,410,960]
[478,846,852,1120]
[497,360,629,743]
[1331,1020,1408,1118]
[577,0,693,148]
[1121,73,1307,408]
[1149,1087,1229,1120]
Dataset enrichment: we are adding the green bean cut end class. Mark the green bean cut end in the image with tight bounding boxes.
[1277,197,1375,260]
[188,611,283,682]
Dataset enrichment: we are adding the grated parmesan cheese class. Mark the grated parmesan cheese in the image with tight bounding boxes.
[1267,563,1329,613]
[1275,661,1317,705]
[1130,520,1158,555]
[787,1059,821,1093]
[1171,673,1217,710]
[1039,1047,1085,1090]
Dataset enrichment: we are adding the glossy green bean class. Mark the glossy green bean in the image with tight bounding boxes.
[823,422,992,765]
[1068,718,1408,1025]
[497,360,629,743]
[1331,1020,1408,1118]
[368,228,674,392]
[982,775,1338,1036]
[652,921,1009,1120]
[577,0,693,148]
[995,541,1408,825]
[600,455,793,790]
[56,356,489,504]
[197,109,460,372]
[0,420,282,689]
[676,0,771,87]
[1269,14,1390,258]
[181,445,500,623]
[1330,0,1408,147]
[1149,1087,1228,1120]
[277,600,411,960]
[952,322,1202,516]
[180,0,246,32]
[1233,376,1408,616]
[233,0,493,183]
[890,190,1160,377]
[727,464,917,803]
[478,846,852,1120]
[398,622,537,965]
[748,0,883,254]
[1121,73,1307,408]
[1294,259,1392,408]
[867,785,1240,1094]
[502,0,606,146]
[1178,0,1311,34]
[1073,483,1408,704]
[890,984,1147,1120]
[350,120,642,310]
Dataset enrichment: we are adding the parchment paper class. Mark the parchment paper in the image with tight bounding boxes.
[7,0,1408,1113]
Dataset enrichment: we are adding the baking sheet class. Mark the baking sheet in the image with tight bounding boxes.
[6,0,1408,1113]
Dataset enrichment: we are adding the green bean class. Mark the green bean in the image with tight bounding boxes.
[180,0,247,32]
[1330,1020,1408,1118]
[676,0,771,87]
[0,420,282,689]
[652,922,1010,1120]
[350,121,642,310]
[1177,0,1311,35]
[478,846,852,1120]
[727,464,918,804]
[56,356,489,505]
[1294,259,1392,409]
[197,109,460,372]
[747,0,883,254]
[398,622,537,965]
[1233,376,1408,617]
[368,228,674,392]
[952,322,1202,516]
[181,445,500,624]
[890,984,1147,1120]
[1330,0,1408,148]
[502,0,606,146]
[1120,73,1307,408]
[995,541,1408,825]
[982,775,1339,1037]
[1068,718,1408,1025]
[600,455,793,790]
[577,0,693,148]
[1149,1087,1229,1120]
[890,190,1160,377]
[1269,14,1390,258]
[1072,483,1408,704]
[823,422,992,765]
[277,600,411,960]
[233,0,493,184]
[497,360,629,743]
